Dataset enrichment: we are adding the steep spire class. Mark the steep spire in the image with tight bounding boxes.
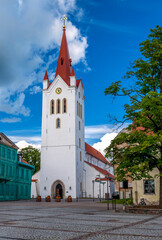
[43,70,49,80]
[55,26,71,86]
[70,67,75,76]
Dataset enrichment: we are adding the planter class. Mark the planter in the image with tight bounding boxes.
[36,196,41,202]
[67,198,72,202]
[46,198,51,202]
[56,198,61,202]
[45,196,51,202]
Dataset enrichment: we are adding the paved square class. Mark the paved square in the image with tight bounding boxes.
[0,200,161,240]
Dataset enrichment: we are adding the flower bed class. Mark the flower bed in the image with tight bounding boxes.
[36,195,41,202]
[67,195,72,202]
[55,196,61,202]
[45,195,51,202]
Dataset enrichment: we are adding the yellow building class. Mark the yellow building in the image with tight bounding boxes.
[132,168,160,205]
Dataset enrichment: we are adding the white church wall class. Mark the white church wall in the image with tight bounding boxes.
[31,171,40,198]
[83,162,110,199]
[40,74,85,199]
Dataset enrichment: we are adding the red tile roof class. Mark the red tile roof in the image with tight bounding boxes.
[76,79,84,89]
[22,159,32,166]
[70,67,75,76]
[32,179,38,182]
[85,142,111,165]
[43,70,49,80]
[55,28,71,86]
[85,161,114,179]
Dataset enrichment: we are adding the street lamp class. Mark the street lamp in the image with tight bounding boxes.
[96,174,101,202]
[102,182,106,199]
[92,180,95,201]
[106,174,109,210]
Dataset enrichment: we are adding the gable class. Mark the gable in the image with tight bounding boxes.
[0,133,18,150]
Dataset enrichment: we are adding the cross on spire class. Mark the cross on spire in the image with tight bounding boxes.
[61,15,67,29]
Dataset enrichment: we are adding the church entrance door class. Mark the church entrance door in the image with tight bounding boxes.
[56,183,63,198]
[51,180,65,199]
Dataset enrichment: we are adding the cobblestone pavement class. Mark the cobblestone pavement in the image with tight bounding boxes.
[0,200,162,240]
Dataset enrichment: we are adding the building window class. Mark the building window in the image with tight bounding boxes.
[63,98,67,113]
[79,121,81,130]
[56,118,61,128]
[7,149,11,159]
[56,99,61,114]
[1,164,5,175]
[80,151,82,161]
[26,170,29,180]
[12,150,15,160]
[2,147,5,158]
[81,104,82,119]
[61,57,64,65]
[77,101,79,116]
[25,186,28,196]
[79,138,81,148]
[50,100,54,114]
[79,103,81,118]
[144,180,155,194]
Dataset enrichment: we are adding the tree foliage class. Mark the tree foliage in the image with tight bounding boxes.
[104,25,162,204]
[19,146,40,173]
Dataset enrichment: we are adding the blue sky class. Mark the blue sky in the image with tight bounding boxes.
[0,0,161,152]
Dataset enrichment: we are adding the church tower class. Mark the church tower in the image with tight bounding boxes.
[40,19,85,199]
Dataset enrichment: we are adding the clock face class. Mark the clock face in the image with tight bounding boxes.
[55,88,62,94]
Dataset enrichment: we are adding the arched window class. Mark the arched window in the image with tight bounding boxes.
[77,101,79,116]
[79,103,81,118]
[50,100,54,114]
[80,151,82,161]
[56,99,61,114]
[63,98,67,113]
[81,104,82,119]
[56,118,61,128]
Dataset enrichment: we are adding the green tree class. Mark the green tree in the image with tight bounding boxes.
[19,146,40,173]
[104,25,162,205]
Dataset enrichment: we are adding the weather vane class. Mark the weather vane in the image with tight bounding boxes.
[61,15,67,29]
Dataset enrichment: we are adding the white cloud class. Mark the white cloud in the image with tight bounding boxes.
[0,0,88,116]
[92,132,117,156]
[85,124,117,139]
[0,117,21,123]
[16,140,41,150]
[85,123,129,140]
[9,135,41,145]
[29,86,41,95]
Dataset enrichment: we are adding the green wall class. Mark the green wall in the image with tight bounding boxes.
[0,144,34,201]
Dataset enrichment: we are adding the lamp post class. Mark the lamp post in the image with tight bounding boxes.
[106,174,109,210]
[96,174,101,202]
[92,180,94,201]
[102,182,106,199]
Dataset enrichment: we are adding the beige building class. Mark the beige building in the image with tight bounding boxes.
[132,168,160,205]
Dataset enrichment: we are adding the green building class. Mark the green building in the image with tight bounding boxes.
[0,133,34,201]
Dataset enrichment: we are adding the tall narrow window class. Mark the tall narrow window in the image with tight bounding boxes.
[80,151,82,161]
[56,118,61,128]
[79,138,81,148]
[79,121,81,130]
[61,57,64,65]
[77,101,79,116]
[79,103,81,118]
[63,98,67,113]
[81,105,82,119]
[56,99,61,114]
[50,100,54,114]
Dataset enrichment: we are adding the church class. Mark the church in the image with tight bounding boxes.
[31,19,114,200]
